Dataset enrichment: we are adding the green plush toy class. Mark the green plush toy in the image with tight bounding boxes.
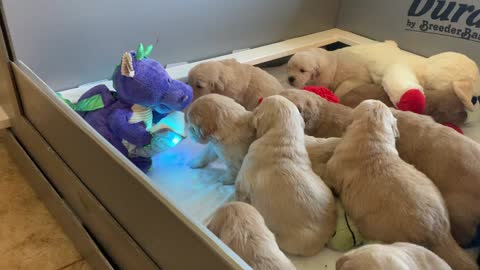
[328,200,366,251]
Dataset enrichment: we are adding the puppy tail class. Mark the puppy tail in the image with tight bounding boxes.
[432,234,478,270]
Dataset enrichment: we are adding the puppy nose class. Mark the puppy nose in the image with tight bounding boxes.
[288,76,295,84]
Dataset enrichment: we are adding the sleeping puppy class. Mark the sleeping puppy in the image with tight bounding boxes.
[281,89,480,247]
[207,202,295,270]
[235,95,336,256]
[286,47,370,97]
[186,94,254,184]
[337,243,452,270]
[326,100,476,270]
[188,59,283,110]
[339,83,468,125]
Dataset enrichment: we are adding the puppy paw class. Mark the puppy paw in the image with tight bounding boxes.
[219,173,235,185]
[188,158,208,169]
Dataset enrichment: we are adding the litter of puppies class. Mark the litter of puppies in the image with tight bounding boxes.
[186,42,480,269]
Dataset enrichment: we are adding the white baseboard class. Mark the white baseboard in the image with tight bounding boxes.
[166,28,378,81]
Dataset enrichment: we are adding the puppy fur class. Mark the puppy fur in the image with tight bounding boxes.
[281,89,480,247]
[280,89,353,138]
[186,94,254,184]
[339,83,468,125]
[188,59,283,110]
[336,243,452,270]
[286,47,371,97]
[326,100,476,270]
[187,93,341,185]
[207,202,295,270]
[304,136,341,182]
[235,95,336,256]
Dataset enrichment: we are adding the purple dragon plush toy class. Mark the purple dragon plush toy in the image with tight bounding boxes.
[66,44,192,172]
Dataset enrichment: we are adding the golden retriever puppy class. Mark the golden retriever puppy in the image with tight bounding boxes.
[280,89,353,138]
[339,83,468,125]
[286,47,370,97]
[188,59,283,110]
[336,243,452,270]
[235,95,336,256]
[304,136,341,182]
[186,94,254,185]
[207,202,295,270]
[281,89,480,247]
[326,100,476,270]
[187,93,342,185]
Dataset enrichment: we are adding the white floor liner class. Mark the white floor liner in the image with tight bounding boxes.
[59,73,480,269]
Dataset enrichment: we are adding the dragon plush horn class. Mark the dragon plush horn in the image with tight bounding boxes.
[135,43,153,60]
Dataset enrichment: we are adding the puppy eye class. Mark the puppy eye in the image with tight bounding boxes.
[472,96,478,105]
[300,69,306,73]
[196,83,204,89]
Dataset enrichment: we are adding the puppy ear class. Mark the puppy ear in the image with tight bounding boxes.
[297,104,312,128]
[214,80,225,92]
[206,210,227,238]
[391,118,400,138]
[200,119,217,140]
[300,116,306,129]
[372,103,399,137]
[190,114,217,141]
[196,80,207,89]
[313,66,321,79]
[453,80,475,111]
[336,256,353,270]
[251,114,259,129]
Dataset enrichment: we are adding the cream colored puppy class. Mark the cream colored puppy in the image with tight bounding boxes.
[281,89,480,247]
[326,100,476,270]
[186,94,254,185]
[207,202,295,270]
[235,95,336,256]
[188,59,283,110]
[336,243,452,270]
[287,47,370,97]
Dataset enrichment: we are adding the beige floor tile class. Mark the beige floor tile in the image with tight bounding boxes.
[0,138,83,269]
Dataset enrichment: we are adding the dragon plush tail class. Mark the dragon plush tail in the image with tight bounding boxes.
[56,93,105,112]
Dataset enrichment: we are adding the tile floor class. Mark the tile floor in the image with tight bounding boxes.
[0,133,91,270]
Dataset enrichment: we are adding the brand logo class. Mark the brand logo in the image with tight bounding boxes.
[405,0,480,42]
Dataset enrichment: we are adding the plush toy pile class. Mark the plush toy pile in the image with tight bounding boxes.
[185,41,480,270]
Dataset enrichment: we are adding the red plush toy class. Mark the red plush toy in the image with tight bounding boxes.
[302,86,339,104]
[442,122,464,135]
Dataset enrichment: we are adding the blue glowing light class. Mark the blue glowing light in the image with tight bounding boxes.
[172,136,181,145]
